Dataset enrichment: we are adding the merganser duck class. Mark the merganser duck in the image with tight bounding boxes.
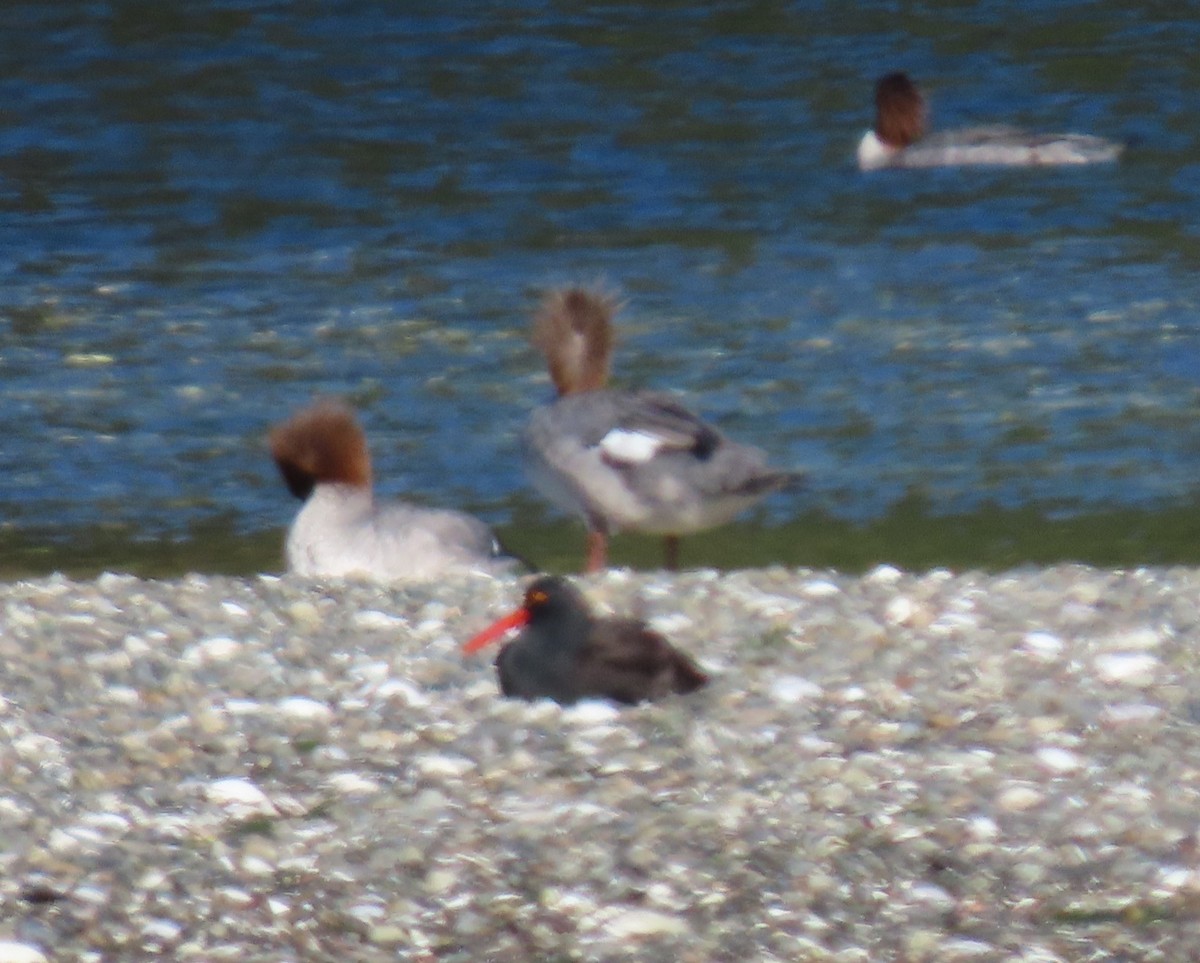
[269,398,514,581]
[463,575,708,705]
[857,71,1123,171]
[522,287,799,572]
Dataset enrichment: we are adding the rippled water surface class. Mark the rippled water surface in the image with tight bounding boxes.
[3,1,1200,575]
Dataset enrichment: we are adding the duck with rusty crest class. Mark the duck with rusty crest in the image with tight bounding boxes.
[522,286,800,572]
[270,398,516,581]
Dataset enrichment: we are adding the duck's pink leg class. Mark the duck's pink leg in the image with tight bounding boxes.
[663,535,680,571]
[585,530,608,572]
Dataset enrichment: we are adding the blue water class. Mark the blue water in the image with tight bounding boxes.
[2,2,1200,568]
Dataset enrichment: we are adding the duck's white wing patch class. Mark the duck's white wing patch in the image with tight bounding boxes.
[599,428,666,465]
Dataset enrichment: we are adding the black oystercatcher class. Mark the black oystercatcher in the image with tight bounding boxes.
[522,286,800,572]
[463,576,708,705]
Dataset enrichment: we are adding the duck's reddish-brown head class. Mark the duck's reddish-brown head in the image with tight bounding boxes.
[532,286,618,397]
[874,71,927,148]
[269,398,372,501]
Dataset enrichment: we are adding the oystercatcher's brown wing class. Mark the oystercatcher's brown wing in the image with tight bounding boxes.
[575,618,707,704]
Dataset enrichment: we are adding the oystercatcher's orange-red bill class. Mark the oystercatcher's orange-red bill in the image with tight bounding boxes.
[463,608,530,654]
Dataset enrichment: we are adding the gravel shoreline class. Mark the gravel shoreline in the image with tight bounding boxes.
[3,565,1200,961]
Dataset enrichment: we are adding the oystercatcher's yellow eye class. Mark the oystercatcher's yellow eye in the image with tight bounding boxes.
[528,589,549,606]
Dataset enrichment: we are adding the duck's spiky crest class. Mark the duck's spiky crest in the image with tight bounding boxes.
[532,286,620,396]
[269,398,372,501]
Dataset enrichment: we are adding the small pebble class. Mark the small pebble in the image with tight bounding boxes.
[0,942,49,963]
[602,909,689,939]
[206,778,276,818]
[276,696,334,725]
[354,610,406,630]
[183,636,242,664]
[768,675,823,704]
[997,785,1044,812]
[1023,631,1064,658]
[1035,746,1083,774]
[1094,652,1158,686]
[884,596,917,625]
